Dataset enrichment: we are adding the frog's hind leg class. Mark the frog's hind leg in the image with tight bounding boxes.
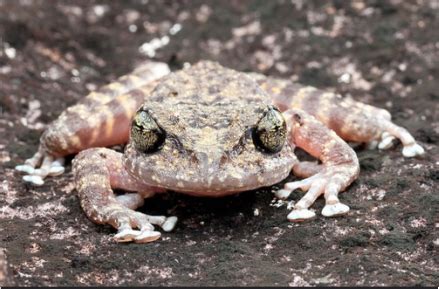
[73,147,177,243]
[329,100,424,157]
[16,61,170,186]
[375,117,424,157]
[258,75,425,157]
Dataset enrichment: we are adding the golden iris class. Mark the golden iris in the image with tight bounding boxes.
[253,106,286,153]
[131,110,166,153]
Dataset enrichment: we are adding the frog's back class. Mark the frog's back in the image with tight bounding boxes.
[149,61,269,104]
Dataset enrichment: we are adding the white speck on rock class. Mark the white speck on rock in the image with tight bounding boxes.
[289,275,310,286]
[139,35,171,57]
[410,217,427,228]
[4,46,16,59]
[377,189,386,201]
[338,73,351,84]
[270,198,287,208]
[0,65,11,74]
[92,4,108,17]
[169,23,182,35]
[232,21,261,38]
[195,4,211,23]
[129,24,138,33]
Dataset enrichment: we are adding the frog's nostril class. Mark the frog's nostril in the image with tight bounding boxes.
[194,152,209,166]
[193,151,221,176]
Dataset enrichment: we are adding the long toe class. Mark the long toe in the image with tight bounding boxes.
[48,158,65,176]
[378,133,395,150]
[49,165,65,176]
[402,143,425,157]
[162,216,178,232]
[321,203,350,217]
[275,189,291,200]
[134,230,161,243]
[114,228,142,242]
[287,209,316,222]
[15,165,35,174]
[22,175,44,186]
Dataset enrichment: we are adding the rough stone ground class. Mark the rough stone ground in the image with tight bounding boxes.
[0,0,438,286]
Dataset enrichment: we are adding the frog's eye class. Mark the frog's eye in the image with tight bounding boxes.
[252,106,287,153]
[131,110,166,153]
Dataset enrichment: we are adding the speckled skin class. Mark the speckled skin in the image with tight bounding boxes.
[16,61,424,243]
[123,64,296,196]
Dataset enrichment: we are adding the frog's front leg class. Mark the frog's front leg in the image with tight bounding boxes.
[73,148,177,243]
[276,109,360,221]
[16,62,170,185]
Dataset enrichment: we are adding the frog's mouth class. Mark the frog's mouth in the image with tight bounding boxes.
[123,142,296,197]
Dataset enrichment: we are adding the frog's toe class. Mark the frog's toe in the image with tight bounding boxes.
[275,189,292,200]
[162,216,178,232]
[287,208,316,222]
[22,175,44,186]
[402,143,425,157]
[15,164,35,174]
[275,175,317,200]
[134,230,162,243]
[17,151,65,185]
[127,213,178,232]
[32,157,65,177]
[114,227,161,243]
[110,209,173,243]
[114,228,142,242]
[321,202,350,217]
[378,132,396,150]
[48,158,65,176]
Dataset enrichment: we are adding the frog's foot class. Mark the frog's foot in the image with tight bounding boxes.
[376,120,425,157]
[109,207,178,243]
[115,193,178,232]
[15,148,65,186]
[275,168,354,222]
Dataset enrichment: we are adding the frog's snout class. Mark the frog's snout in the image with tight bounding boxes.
[191,151,223,176]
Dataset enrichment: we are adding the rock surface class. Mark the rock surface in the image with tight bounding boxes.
[0,0,438,286]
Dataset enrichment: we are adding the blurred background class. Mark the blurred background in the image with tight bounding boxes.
[0,0,438,286]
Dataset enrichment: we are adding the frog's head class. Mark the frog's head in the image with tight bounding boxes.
[123,61,296,195]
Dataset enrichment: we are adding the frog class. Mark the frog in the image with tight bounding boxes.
[15,61,425,243]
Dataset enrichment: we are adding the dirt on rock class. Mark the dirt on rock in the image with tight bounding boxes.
[0,0,438,286]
